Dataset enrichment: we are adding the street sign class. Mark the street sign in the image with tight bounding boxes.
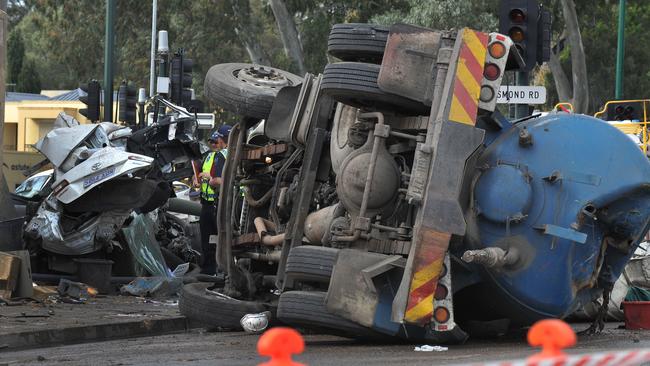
[497,85,546,104]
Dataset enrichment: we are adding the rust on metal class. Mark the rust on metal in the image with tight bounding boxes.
[243,144,288,161]
[234,232,261,246]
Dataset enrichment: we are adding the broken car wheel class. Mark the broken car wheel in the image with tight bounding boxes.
[179,283,265,330]
[277,291,381,339]
[284,246,339,288]
[321,62,429,116]
[204,63,303,120]
[327,23,389,63]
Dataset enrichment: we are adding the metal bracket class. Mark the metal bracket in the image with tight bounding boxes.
[360,256,406,291]
[374,124,391,138]
[534,224,587,244]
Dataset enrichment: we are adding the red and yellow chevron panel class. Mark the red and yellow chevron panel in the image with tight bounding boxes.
[404,229,451,324]
[448,29,489,126]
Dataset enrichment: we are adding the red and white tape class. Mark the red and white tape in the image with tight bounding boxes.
[463,348,650,366]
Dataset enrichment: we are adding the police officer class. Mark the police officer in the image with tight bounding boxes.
[198,125,231,274]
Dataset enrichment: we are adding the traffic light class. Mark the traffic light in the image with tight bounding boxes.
[118,82,138,125]
[170,50,193,106]
[606,101,646,121]
[499,0,539,72]
[79,80,101,122]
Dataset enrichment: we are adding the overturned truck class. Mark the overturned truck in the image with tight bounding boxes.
[188,24,650,342]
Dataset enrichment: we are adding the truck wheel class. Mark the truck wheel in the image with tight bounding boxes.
[321,62,429,116]
[284,246,339,287]
[204,63,303,120]
[277,291,381,339]
[327,23,389,63]
[179,283,265,330]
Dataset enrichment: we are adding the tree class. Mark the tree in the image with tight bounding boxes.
[7,28,23,86]
[269,0,306,75]
[16,58,41,93]
[228,0,272,65]
[547,0,589,113]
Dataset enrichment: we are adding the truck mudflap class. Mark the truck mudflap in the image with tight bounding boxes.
[391,28,490,326]
[325,249,467,343]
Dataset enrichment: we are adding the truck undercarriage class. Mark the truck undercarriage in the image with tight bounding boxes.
[183,23,650,342]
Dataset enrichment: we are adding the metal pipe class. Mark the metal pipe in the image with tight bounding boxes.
[254,217,284,246]
[243,187,273,208]
[336,112,386,242]
[149,0,157,97]
[615,0,626,99]
[370,222,401,233]
[240,251,282,262]
[389,130,419,140]
[461,247,519,269]
[269,148,302,228]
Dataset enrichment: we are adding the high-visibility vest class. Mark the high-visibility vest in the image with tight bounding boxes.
[200,149,228,202]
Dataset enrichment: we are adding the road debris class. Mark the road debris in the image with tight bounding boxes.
[413,345,448,352]
[240,311,272,333]
[57,279,98,301]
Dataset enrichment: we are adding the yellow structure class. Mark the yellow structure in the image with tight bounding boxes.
[4,91,90,152]
[594,99,650,154]
[2,90,92,189]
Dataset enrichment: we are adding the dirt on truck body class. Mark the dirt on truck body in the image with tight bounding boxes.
[180,23,650,342]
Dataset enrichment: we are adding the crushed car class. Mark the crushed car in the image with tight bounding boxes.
[23,102,204,277]
[182,23,650,343]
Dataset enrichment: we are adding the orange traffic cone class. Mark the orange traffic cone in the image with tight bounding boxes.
[257,327,306,366]
[527,319,577,362]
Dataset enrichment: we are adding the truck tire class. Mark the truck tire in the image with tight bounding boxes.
[204,63,303,120]
[179,283,265,330]
[277,291,381,339]
[327,23,389,63]
[285,246,339,285]
[321,62,429,116]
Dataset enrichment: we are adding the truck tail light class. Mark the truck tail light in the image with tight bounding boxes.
[432,254,456,332]
[480,86,495,102]
[484,63,501,81]
[488,42,506,59]
[478,32,512,112]
[434,306,450,323]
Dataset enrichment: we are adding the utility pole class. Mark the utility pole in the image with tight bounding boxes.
[103,0,116,122]
[615,0,626,100]
[0,9,18,223]
[149,0,157,97]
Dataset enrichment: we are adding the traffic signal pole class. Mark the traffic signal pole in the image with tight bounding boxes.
[103,0,116,122]
[615,0,626,99]
[515,71,529,119]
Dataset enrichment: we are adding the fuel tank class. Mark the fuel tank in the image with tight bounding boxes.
[464,113,650,323]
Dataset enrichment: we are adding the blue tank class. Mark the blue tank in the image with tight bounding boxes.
[463,112,650,323]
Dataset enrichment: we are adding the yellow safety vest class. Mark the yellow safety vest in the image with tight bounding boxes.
[200,149,228,202]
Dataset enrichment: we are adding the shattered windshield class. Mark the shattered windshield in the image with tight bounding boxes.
[14,174,51,199]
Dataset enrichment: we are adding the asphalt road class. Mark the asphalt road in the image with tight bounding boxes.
[2,323,649,366]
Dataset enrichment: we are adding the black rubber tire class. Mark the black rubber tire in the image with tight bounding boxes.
[204,63,303,120]
[327,23,389,63]
[285,246,339,284]
[179,283,265,330]
[321,62,429,115]
[277,291,381,339]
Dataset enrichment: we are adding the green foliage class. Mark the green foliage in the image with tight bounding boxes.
[7,29,25,85]
[371,0,498,32]
[16,59,42,93]
[9,0,650,116]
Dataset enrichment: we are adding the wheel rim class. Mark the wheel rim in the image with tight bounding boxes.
[236,66,294,89]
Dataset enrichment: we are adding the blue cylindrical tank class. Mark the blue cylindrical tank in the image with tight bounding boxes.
[466,112,650,322]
